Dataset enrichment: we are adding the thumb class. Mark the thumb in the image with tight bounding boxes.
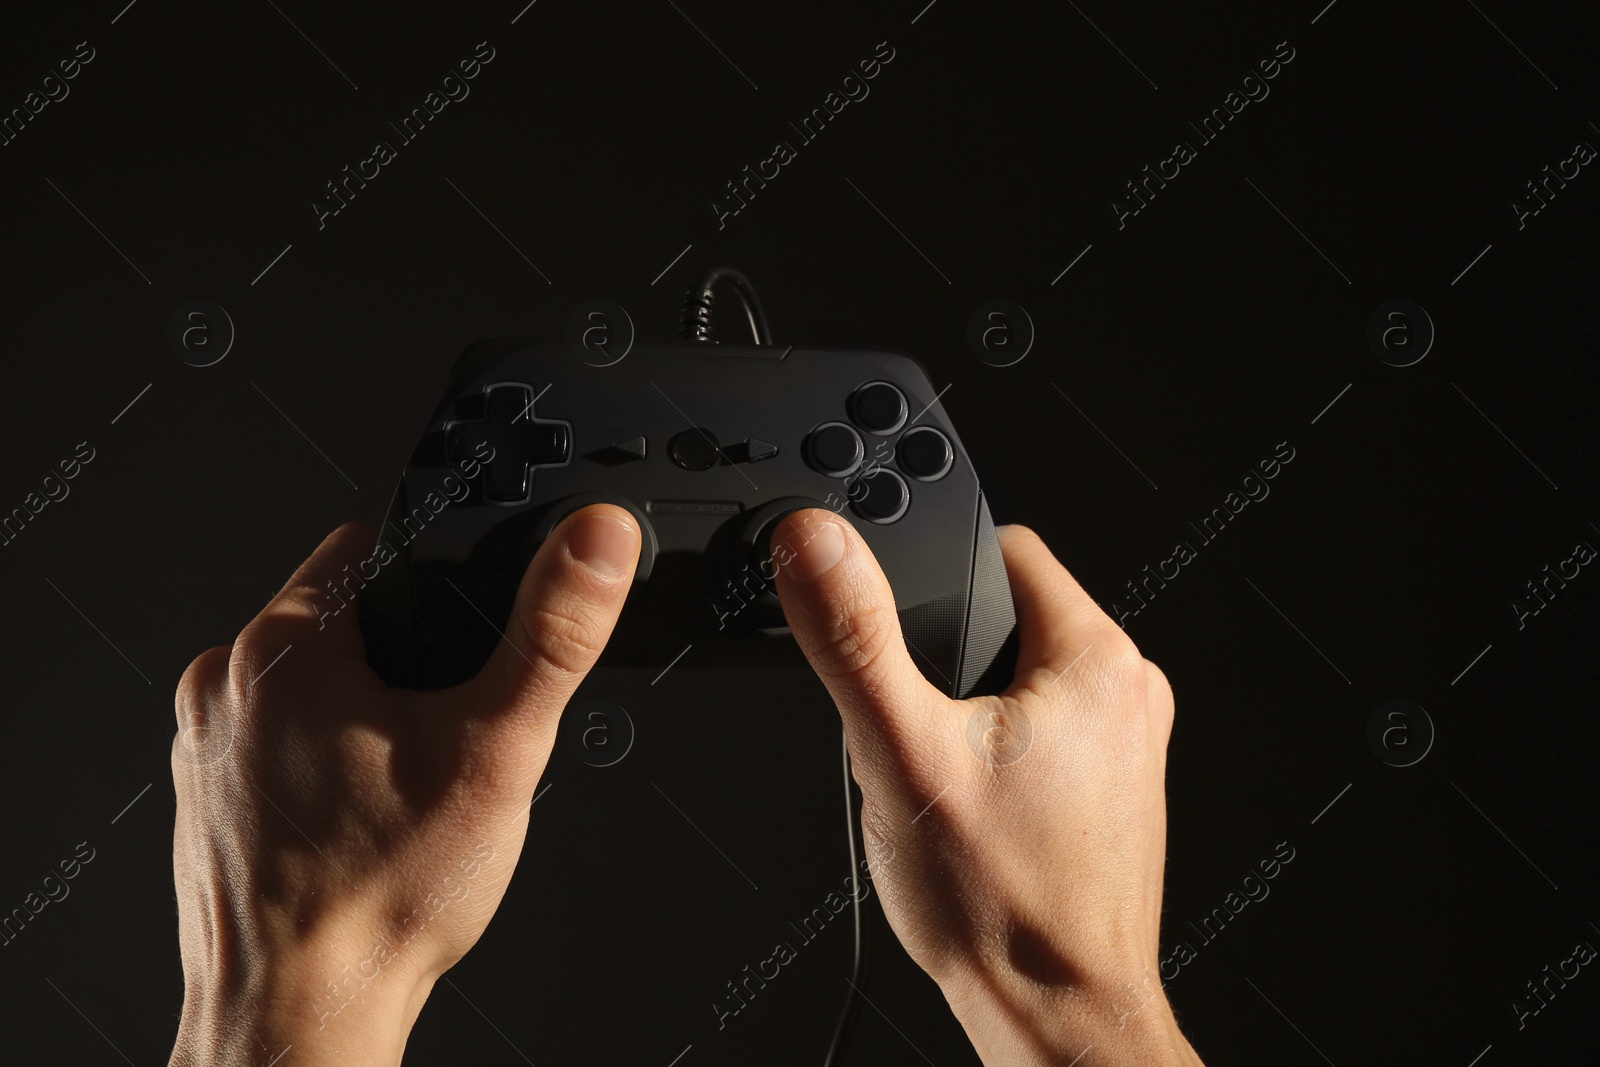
[771,509,943,768]
[440,504,640,769]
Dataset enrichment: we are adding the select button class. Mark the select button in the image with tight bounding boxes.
[668,428,722,471]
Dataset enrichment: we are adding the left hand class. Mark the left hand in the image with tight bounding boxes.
[168,508,641,1066]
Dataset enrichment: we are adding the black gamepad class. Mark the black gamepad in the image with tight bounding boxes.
[358,336,1016,699]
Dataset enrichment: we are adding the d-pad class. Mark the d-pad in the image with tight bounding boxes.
[445,382,571,503]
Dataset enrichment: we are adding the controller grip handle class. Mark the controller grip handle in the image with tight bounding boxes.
[957,491,1019,698]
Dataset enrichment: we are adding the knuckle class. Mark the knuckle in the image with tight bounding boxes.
[815,604,899,683]
[175,645,231,718]
[516,602,606,678]
[173,646,240,770]
[1051,632,1146,709]
[229,618,271,664]
[1096,642,1151,712]
[226,628,282,703]
[330,519,373,545]
[1000,523,1044,549]
[1103,641,1149,689]
[1096,626,1145,672]
[1085,600,1132,642]
[1143,658,1176,730]
[1142,657,1171,694]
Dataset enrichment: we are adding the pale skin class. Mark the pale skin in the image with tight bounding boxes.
[168,504,1203,1066]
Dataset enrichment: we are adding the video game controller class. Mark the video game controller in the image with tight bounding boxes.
[359,335,1015,697]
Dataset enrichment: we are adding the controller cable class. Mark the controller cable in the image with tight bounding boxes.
[679,268,867,1065]
[824,730,870,1067]
[680,266,773,345]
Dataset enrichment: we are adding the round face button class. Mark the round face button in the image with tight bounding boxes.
[848,381,908,435]
[849,468,910,524]
[896,426,953,481]
[668,428,721,471]
[804,421,864,478]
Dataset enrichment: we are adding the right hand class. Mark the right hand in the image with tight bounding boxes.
[770,510,1203,1066]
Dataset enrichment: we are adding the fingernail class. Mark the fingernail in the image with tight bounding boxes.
[568,513,638,580]
[783,518,847,581]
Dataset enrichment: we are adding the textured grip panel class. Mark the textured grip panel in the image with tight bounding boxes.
[898,590,966,697]
[958,492,1016,697]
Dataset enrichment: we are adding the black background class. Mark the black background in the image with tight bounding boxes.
[1,1,1596,1064]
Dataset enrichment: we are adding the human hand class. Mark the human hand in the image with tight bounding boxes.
[168,506,641,1067]
[770,511,1202,1066]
